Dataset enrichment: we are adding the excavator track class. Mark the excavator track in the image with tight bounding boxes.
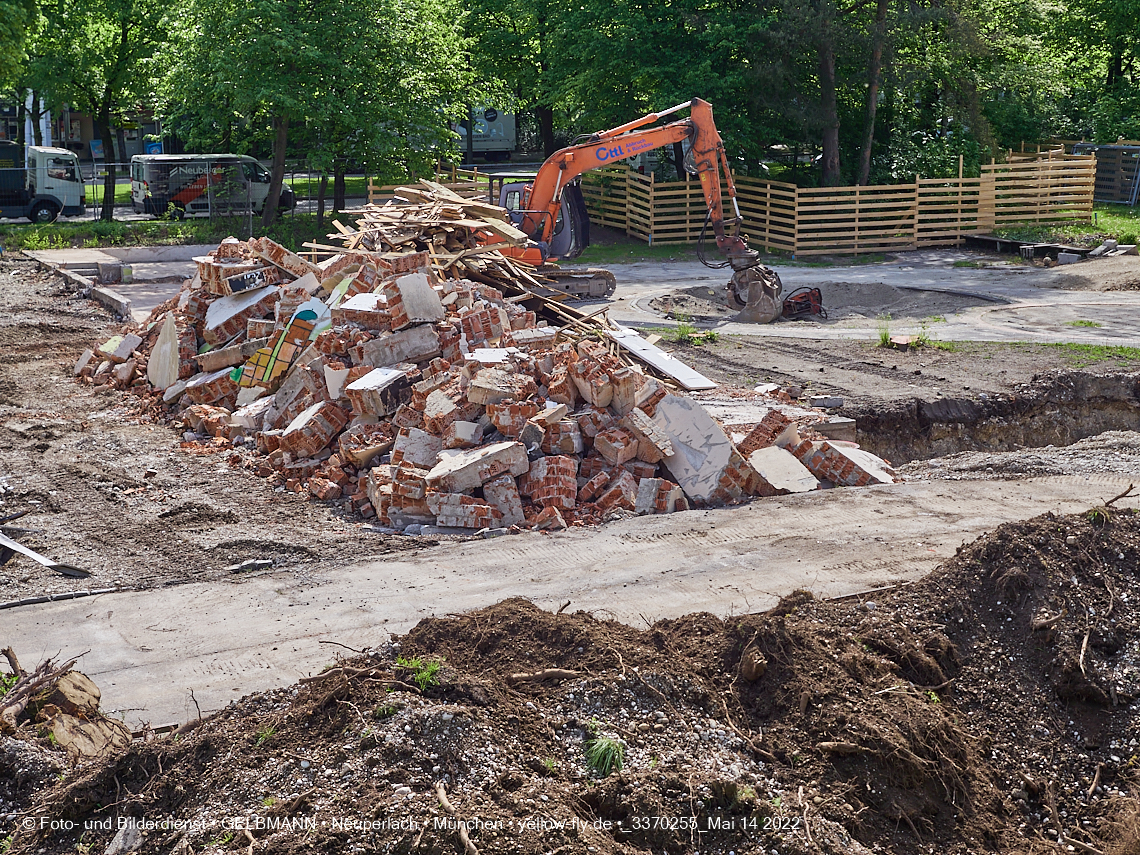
[540,266,619,299]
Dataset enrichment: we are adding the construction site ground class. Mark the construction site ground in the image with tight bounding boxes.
[2,247,1140,855]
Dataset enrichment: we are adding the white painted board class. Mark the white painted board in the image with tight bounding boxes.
[607,327,717,391]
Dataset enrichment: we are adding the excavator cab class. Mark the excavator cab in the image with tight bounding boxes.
[497,179,590,261]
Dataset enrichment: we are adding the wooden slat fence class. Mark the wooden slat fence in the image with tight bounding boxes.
[578,154,1094,256]
[577,165,631,232]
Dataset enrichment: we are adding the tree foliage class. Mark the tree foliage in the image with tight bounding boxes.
[469,0,1139,185]
[0,0,38,87]
[28,0,167,218]
[159,0,470,225]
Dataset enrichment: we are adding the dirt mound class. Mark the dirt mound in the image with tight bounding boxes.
[6,512,1140,855]
[649,280,992,323]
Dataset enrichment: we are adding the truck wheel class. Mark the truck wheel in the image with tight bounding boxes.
[28,202,60,224]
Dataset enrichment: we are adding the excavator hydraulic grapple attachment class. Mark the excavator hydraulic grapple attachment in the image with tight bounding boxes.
[728,264,784,324]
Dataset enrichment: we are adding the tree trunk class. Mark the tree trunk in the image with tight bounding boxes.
[116,126,128,166]
[818,38,841,186]
[536,105,556,159]
[333,164,346,212]
[858,0,889,186]
[316,173,328,227]
[261,115,288,229]
[673,141,686,179]
[96,111,116,222]
[31,93,43,146]
[1107,41,1124,88]
[15,99,25,147]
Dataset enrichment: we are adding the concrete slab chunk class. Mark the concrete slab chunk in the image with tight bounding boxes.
[345,368,410,417]
[203,285,278,345]
[816,417,856,443]
[393,428,443,469]
[95,333,142,364]
[360,325,441,367]
[197,336,271,374]
[73,348,95,377]
[748,446,820,495]
[425,441,529,493]
[146,314,179,389]
[394,271,445,324]
[653,395,737,503]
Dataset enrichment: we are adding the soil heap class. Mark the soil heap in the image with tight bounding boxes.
[4,509,1139,855]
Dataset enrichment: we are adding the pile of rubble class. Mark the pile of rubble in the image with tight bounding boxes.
[71,184,901,533]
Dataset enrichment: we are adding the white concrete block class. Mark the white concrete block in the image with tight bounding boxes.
[360,325,441,367]
[146,314,180,389]
[748,446,820,494]
[394,271,445,324]
[653,394,736,502]
[425,441,529,493]
[393,428,443,469]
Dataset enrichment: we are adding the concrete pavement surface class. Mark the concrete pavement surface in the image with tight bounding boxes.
[593,250,1140,345]
[6,473,1136,727]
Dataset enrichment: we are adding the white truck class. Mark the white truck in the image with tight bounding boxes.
[0,141,85,223]
[455,108,516,162]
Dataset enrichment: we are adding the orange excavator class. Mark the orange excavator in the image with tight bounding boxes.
[494,98,784,323]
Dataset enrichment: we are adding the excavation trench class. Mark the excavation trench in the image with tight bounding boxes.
[849,370,1140,465]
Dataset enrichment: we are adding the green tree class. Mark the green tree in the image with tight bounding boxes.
[31,0,168,219]
[0,0,38,87]
[467,0,563,157]
[162,0,470,226]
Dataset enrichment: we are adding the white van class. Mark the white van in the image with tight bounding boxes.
[130,154,295,218]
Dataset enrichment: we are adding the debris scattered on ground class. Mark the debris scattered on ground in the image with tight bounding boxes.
[1086,239,1138,259]
[0,530,89,578]
[71,184,901,533]
[6,510,1139,855]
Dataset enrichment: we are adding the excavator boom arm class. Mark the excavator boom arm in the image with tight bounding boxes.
[520,98,753,263]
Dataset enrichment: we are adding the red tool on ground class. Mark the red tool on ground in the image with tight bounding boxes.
[782,287,827,320]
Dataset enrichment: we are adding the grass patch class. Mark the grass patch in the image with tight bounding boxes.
[0,214,327,254]
[927,340,961,352]
[1067,319,1102,328]
[84,180,133,206]
[1048,343,1140,367]
[396,655,443,692]
[876,314,892,348]
[574,242,699,266]
[952,259,983,268]
[584,732,625,777]
[255,726,276,747]
[0,672,17,699]
[993,202,1139,248]
[284,175,371,199]
[649,314,720,346]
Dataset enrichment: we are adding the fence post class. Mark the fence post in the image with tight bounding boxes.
[913,175,920,249]
[979,167,996,232]
[792,185,799,258]
[648,171,655,245]
[623,167,632,239]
